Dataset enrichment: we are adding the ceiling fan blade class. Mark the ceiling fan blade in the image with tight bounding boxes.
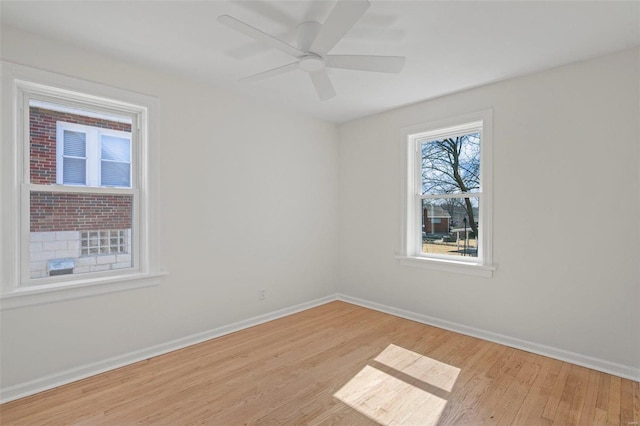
[217,15,304,58]
[310,0,370,55]
[241,62,299,82]
[325,55,405,73]
[309,70,336,101]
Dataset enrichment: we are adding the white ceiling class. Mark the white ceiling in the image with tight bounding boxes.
[2,1,639,123]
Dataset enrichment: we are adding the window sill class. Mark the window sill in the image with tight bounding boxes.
[396,255,496,278]
[0,271,168,311]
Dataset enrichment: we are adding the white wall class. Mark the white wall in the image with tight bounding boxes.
[2,24,638,399]
[337,48,640,374]
[0,27,339,391]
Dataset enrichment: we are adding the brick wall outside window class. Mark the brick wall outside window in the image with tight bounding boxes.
[30,192,132,232]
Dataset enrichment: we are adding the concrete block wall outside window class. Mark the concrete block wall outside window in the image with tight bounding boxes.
[29,230,131,278]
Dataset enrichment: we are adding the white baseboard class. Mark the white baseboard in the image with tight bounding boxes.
[0,294,336,403]
[336,293,640,382]
[3,293,638,403]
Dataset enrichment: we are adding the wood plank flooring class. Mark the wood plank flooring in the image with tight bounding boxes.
[1,301,638,425]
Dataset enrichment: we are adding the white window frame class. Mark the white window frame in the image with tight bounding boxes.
[56,121,132,188]
[397,110,496,278]
[0,62,166,310]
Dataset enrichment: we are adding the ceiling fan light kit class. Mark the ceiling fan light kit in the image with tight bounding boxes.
[299,54,325,72]
[218,0,406,101]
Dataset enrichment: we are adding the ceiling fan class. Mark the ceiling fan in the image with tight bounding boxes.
[218,0,405,101]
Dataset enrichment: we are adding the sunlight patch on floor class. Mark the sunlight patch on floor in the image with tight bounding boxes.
[334,344,460,425]
[374,344,459,392]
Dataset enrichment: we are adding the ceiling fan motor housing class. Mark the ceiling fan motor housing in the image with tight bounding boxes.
[299,54,325,72]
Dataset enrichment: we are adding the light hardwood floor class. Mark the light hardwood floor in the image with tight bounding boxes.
[1,301,638,425]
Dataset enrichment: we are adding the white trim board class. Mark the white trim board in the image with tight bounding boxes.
[0,295,336,403]
[2,293,638,403]
[336,294,640,382]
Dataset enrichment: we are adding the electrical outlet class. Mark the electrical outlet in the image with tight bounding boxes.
[259,289,266,300]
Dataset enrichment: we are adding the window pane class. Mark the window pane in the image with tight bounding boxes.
[62,157,86,185]
[101,161,131,187]
[421,132,480,195]
[29,191,133,281]
[101,135,130,162]
[63,130,86,157]
[421,197,479,258]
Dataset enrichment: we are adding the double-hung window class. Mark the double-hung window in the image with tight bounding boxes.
[26,99,137,282]
[399,110,494,277]
[1,62,163,309]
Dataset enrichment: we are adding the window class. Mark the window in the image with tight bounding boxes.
[399,110,494,277]
[26,99,136,281]
[1,62,164,309]
[56,121,132,188]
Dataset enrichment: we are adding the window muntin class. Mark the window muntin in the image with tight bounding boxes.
[403,111,493,272]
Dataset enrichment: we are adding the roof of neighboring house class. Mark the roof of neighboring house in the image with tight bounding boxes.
[423,206,451,218]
